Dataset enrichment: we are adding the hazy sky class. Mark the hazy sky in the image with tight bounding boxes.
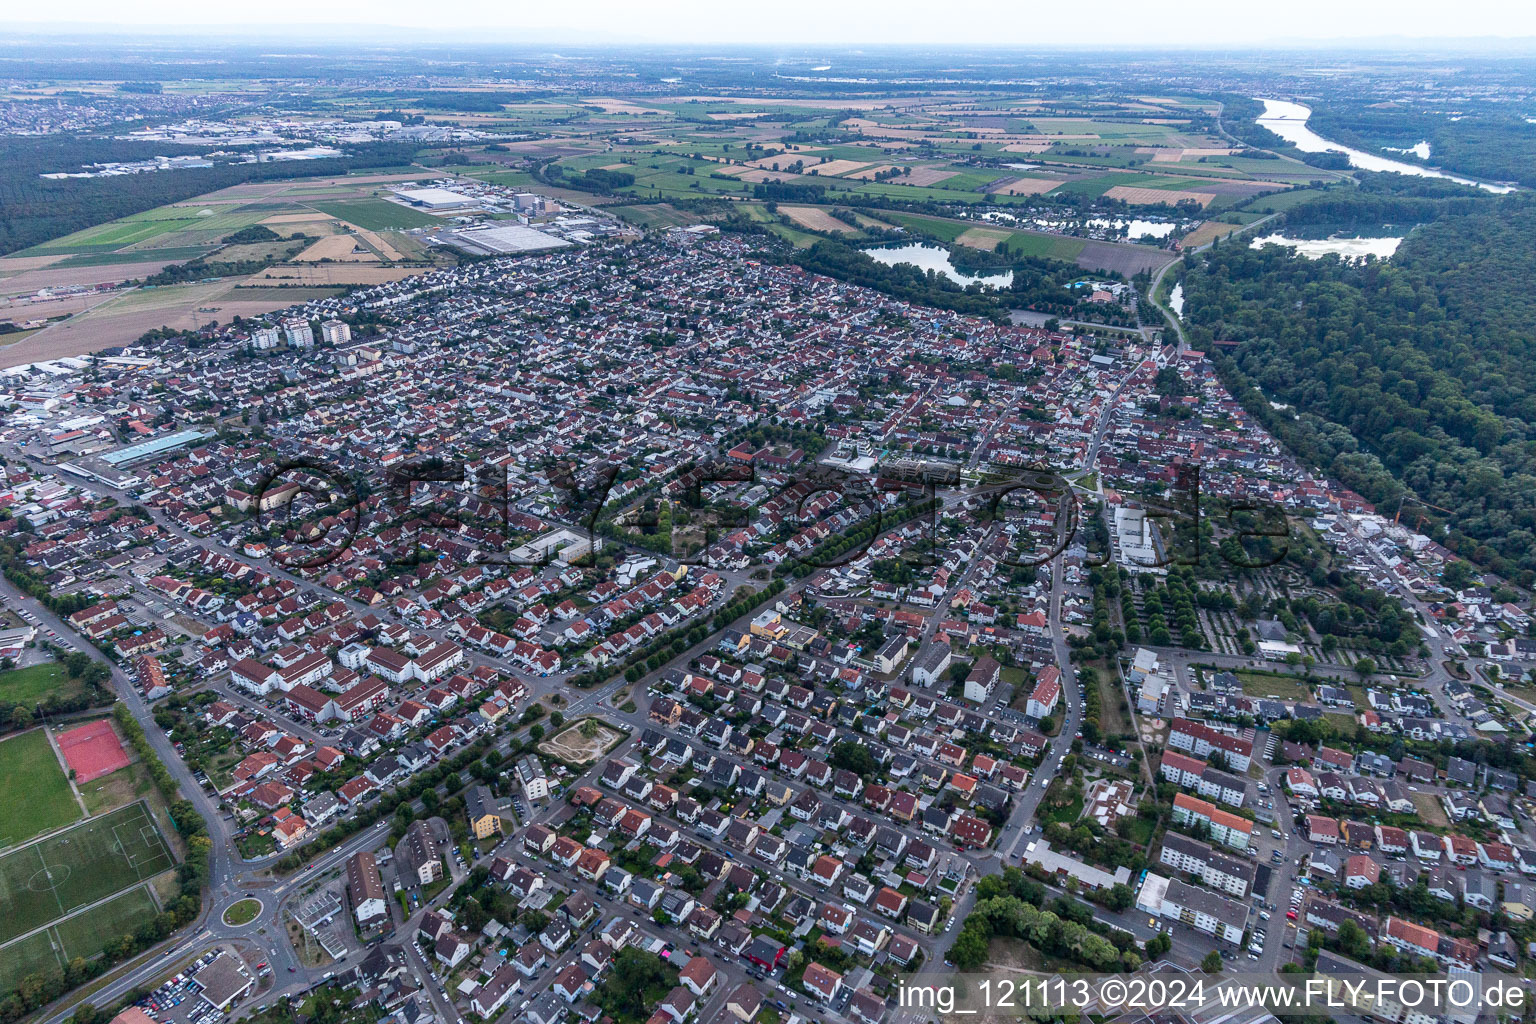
[10,0,1536,47]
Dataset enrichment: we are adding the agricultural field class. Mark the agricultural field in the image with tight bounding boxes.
[609,204,709,229]
[0,730,81,847]
[1235,670,1311,701]
[0,800,176,947]
[0,85,1334,370]
[305,198,440,231]
[779,206,860,234]
[19,206,270,256]
[0,172,455,368]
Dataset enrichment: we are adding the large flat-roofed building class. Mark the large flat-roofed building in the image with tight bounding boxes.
[506,528,596,566]
[1019,838,1130,891]
[444,223,571,255]
[98,429,209,468]
[393,186,477,209]
[193,952,255,1011]
[1113,505,1159,571]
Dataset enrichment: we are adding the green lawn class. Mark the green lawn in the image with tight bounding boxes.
[222,897,261,926]
[1237,187,1335,214]
[0,930,63,994]
[1236,670,1311,701]
[0,730,81,848]
[306,199,440,231]
[22,209,269,256]
[0,885,160,995]
[765,221,821,248]
[0,663,73,705]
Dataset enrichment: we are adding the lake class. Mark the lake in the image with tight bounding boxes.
[1169,283,1185,317]
[1250,233,1403,261]
[862,243,1013,289]
[981,211,1178,240]
[1255,98,1515,194]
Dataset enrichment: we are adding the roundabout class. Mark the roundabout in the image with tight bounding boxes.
[222,897,262,927]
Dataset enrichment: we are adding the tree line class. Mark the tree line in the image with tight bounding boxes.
[1181,192,1536,583]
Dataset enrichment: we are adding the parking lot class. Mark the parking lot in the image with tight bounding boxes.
[135,949,256,1024]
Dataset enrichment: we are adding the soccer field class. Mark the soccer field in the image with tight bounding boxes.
[0,801,175,946]
[0,729,82,847]
[0,886,160,994]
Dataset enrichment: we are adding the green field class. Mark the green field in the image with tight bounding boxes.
[1238,187,1336,214]
[24,209,269,255]
[52,246,216,268]
[873,212,1086,263]
[878,211,970,243]
[0,730,81,847]
[1003,231,1087,261]
[610,204,707,229]
[0,800,175,946]
[306,198,441,231]
[1236,670,1311,701]
[54,885,159,958]
[0,885,160,994]
[222,897,261,926]
[0,663,70,705]
[0,931,63,994]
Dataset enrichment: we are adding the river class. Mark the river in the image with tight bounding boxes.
[1254,98,1515,194]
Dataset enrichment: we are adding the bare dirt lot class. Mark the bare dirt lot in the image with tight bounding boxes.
[900,167,960,186]
[745,150,827,170]
[992,177,1065,196]
[1180,220,1241,248]
[0,260,180,296]
[537,721,625,765]
[1103,184,1216,207]
[0,281,318,368]
[810,159,876,177]
[0,292,114,325]
[781,207,858,234]
[353,228,404,261]
[260,212,334,226]
[1152,147,1239,161]
[0,255,70,275]
[294,236,375,262]
[1074,239,1179,277]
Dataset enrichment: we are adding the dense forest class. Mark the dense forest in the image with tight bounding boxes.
[0,139,423,256]
[1181,192,1536,582]
[1307,104,1536,190]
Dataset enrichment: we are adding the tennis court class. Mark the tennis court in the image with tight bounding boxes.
[0,800,175,946]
